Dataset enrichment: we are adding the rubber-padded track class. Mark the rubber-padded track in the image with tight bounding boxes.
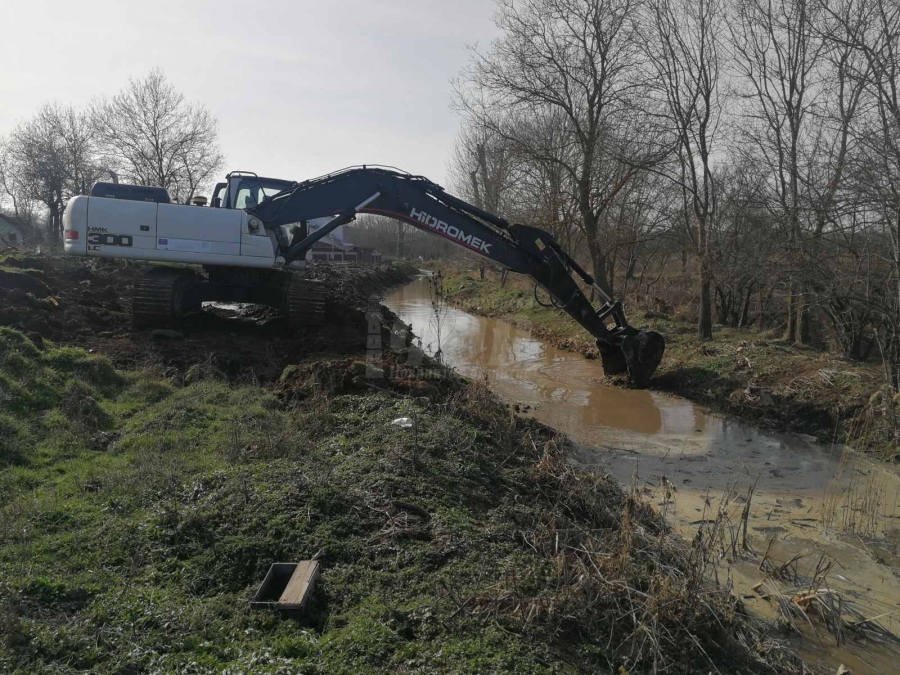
[285,277,326,331]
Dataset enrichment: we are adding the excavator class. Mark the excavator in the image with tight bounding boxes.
[62,166,664,386]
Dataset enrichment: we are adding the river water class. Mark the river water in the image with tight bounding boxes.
[384,275,900,674]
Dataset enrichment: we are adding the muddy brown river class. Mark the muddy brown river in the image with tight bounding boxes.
[385,276,900,674]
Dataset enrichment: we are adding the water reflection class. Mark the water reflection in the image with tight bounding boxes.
[383,277,842,484]
[386,277,680,436]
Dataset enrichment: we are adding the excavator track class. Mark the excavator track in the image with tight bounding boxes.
[132,268,199,328]
[133,270,179,328]
[285,277,326,331]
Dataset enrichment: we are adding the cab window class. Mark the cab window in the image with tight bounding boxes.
[235,187,262,209]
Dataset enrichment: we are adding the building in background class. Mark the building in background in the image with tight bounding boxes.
[308,234,358,262]
[305,218,381,263]
[0,214,25,246]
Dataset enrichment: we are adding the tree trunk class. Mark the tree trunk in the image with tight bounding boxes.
[892,353,900,391]
[698,254,713,340]
[785,278,800,342]
[785,279,811,344]
[739,283,753,328]
[588,241,611,296]
[758,285,768,330]
[48,204,61,243]
[469,169,482,209]
[625,250,637,280]
[800,295,811,343]
[583,210,612,296]
[715,286,730,326]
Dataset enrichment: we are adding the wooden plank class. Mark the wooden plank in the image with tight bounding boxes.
[278,560,319,610]
[250,563,295,609]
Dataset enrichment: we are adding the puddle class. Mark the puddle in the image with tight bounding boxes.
[203,301,253,314]
[384,276,900,673]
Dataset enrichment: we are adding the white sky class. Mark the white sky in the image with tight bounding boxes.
[0,0,499,187]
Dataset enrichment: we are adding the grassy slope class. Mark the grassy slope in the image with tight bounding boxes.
[440,265,897,458]
[0,326,795,674]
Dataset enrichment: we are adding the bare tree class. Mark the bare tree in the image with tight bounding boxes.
[0,138,41,236]
[730,0,827,342]
[499,109,585,251]
[2,104,101,241]
[710,160,774,328]
[448,121,516,213]
[5,111,66,241]
[646,0,726,338]
[458,0,663,292]
[448,121,520,274]
[604,169,676,299]
[824,0,900,385]
[93,70,224,202]
[57,105,102,199]
[785,0,871,358]
[808,1,868,235]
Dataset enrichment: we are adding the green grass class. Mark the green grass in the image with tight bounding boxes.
[0,327,794,673]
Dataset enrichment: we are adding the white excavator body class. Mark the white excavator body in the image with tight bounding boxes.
[63,194,280,269]
[61,172,327,330]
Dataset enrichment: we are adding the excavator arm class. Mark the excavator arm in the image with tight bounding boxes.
[249,167,664,387]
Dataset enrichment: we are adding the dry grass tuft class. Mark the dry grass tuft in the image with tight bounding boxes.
[750,553,900,648]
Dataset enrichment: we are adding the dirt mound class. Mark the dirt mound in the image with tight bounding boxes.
[0,258,134,347]
[0,255,418,380]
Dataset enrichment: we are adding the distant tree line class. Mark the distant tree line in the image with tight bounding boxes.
[348,215,466,262]
[440,0,900,389]
[0,70,223,243]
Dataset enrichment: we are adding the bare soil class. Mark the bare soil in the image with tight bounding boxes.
[0,254,418,381]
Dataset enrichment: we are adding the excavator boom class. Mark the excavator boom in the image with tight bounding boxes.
[249,167,665,387]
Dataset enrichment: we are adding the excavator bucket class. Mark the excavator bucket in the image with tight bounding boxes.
[621,330,665,388]
[598,330,665,388]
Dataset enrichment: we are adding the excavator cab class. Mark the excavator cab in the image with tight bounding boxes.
[212,172,297,211]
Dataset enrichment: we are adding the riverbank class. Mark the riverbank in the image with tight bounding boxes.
[0,256,800,673]
[439,264,896,460]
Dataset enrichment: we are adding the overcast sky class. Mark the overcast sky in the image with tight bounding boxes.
[0,0,499,188]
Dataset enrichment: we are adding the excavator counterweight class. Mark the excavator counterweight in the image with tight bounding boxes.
[63,166,664,387]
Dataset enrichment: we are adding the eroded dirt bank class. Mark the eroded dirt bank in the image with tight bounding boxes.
[0,255,801,673]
